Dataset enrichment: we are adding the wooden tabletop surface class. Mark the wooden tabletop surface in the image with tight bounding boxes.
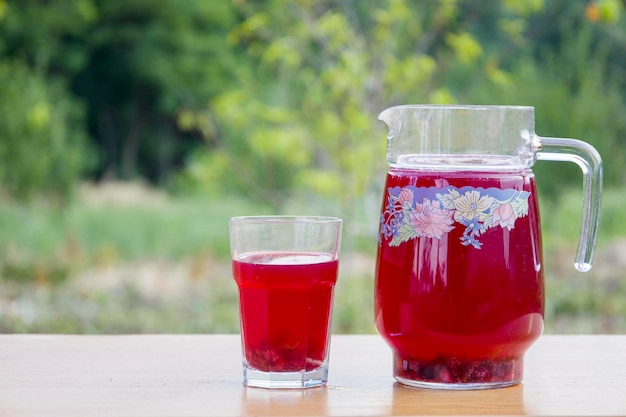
[0,334,624,416]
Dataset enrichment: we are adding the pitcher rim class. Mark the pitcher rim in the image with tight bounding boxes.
[380,104,534,112]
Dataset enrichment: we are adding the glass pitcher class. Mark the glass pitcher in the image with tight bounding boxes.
[374,105,602,390]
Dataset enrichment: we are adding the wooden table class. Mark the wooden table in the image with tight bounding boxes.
[0,334,624,416]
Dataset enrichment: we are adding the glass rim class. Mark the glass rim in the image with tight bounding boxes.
[229,215,342,224]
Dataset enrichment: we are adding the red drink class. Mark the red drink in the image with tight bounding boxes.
[233,251,338,373]
[375,168,545,387]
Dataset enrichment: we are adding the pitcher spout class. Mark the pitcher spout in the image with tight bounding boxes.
[377,106,403,139]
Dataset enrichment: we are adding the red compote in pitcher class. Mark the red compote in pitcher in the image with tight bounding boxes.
[375,105,602,389]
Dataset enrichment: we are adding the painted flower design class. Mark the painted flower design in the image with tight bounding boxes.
[380,185,530,249]
[460,216,484,248]
[452,190,494,222]
[492,203,516,230]
[398,188,414,210]
[409,198,454,240]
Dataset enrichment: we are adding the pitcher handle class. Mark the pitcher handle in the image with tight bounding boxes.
[536,137,603,272]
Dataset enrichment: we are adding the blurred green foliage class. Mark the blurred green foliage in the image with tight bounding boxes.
[0,61,87,199]
[0,0,625,334]
[0,0,624,204]
[180,0,626,218]
[0,0,239,187]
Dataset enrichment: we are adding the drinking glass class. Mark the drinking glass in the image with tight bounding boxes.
[230,216,342,389]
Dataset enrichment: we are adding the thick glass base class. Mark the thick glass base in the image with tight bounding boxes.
[243,364,328,389]
[395,376,520,390]
[394,354,523,390]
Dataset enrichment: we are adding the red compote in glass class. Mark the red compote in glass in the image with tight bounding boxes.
[375,168,545,389]
[233,251,338,374]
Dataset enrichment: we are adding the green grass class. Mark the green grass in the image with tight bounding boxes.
[0,194,273,262]
[539,187,626,250]
[0,192,274,285]
[0,183,624,334]
[538,187,626,333]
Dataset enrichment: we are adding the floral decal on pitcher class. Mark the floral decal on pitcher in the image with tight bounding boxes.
[379,186,530,249]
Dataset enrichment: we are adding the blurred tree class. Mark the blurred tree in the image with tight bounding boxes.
[0,0,242,186]
[179,0,549,218]
[0,1,89,199]
[74,0,241,182]
[462,0,626,193]
[181,0,625,218]
[0,0,624,204]
[0,61,87,199]
[72,0,241,182]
